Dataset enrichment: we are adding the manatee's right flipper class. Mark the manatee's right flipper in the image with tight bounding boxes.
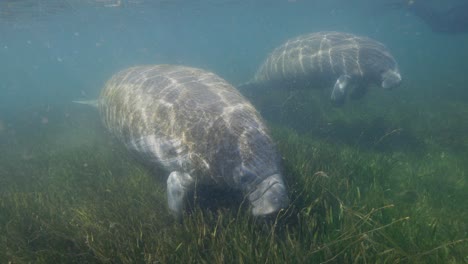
[331,75,351,105]
[167,171,194,218]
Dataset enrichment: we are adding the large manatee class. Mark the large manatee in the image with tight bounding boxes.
[79,65,289,218]
[250,31,402,104]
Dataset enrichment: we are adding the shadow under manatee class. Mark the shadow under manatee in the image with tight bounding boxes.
[244,88,425,153]
[317,116,424,153]
[184,185,247,215]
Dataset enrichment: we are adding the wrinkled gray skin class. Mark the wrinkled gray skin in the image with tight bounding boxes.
[253,31,402,104]
[99,65,289,218]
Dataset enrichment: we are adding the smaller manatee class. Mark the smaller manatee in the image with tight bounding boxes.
[251,31,402,105]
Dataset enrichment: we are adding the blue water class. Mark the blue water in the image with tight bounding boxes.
[2,0,466,116]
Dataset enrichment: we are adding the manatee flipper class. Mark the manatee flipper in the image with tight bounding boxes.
[167,171,194,217]
[331,75,351,104]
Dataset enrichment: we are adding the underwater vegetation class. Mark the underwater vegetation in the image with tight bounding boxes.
[0,86,467,263]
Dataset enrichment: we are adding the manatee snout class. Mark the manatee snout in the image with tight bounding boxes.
[381,69,402,90]
[248,174,289,216]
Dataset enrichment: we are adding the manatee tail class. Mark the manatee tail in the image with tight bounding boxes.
[72,99,99,108]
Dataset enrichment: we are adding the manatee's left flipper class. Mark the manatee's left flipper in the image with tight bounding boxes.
[331,75,351,104]
[167,171,194,218]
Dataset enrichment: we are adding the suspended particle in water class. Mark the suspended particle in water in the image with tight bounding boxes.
[105,0,122,8]
[41,117,49,125]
